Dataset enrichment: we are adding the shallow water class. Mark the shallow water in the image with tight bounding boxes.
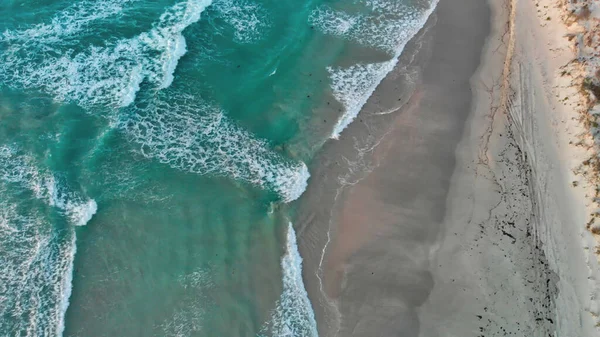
[0,0,436,335]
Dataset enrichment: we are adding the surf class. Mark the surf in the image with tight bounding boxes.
[0,0,138,45]
[0,146,96,337]
[120,93,310,202]
[260,222,319,337]
[0,0,212,108]
[311,0,440,139]
[212,0,270,43]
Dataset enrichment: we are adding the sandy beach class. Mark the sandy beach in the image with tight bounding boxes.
[296,0,600,335]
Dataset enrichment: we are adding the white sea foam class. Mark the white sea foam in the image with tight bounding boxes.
[159,269,213,336]
[0,145,98,225]
[0,146,98,226]
[120,95,309,202]
[213,0,270,43]
[327,61,395,138]
[309,7,360,36]
[0,0,137,45]
[0,146,96,336]
[0,0,212,108]
[65,199,98,227]
[260,222,318,337]
[311,0,439,138]
[56,234,77,337]
[0,202,75,337]
[310,0,435,53]
[0,204,84,337]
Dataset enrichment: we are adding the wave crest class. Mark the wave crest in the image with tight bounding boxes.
[310,0,435,53]
[0,203,77,337]
[259,222,318,337]
[312,0,439,138]
[327,61,396,138]
[0,0,212,108]
[0,145,97,225]
[120,95,309,202]
[0,0,138,45]
[0,146,96,337]
[213,0,270,43]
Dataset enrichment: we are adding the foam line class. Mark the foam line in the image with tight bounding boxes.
[259,222,319,336]
[0,0,212,108]
[328,61,396,139]
[0,145,98,225]
[212,0,270,43]
[311,0,439,138]
[0,0,138,45]
[120,94,309,202]
[0,146,96,337]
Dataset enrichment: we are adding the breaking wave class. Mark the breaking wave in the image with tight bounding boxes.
[0,145,98,225]
[212,0,270,43]
[120,94,309,202]
[0,0,212,108]
[327,61,396,138]
[311,0,438,138]
[0,0,306,202]
[0,0,138,46]
[310,0,436,53]
[260,222,318,337]
[0,145,96,337]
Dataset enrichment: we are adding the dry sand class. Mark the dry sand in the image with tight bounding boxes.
[295,0,600,335]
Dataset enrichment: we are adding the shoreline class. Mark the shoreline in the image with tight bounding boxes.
[295,0,491,334]
[296,0,600,335]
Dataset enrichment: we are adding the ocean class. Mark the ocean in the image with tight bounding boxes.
[0,0,436,335]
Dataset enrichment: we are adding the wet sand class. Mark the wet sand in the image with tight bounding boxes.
[295,0,600,334]
[295,0,491,335]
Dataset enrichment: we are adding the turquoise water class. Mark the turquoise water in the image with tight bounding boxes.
[0,0,436,336]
